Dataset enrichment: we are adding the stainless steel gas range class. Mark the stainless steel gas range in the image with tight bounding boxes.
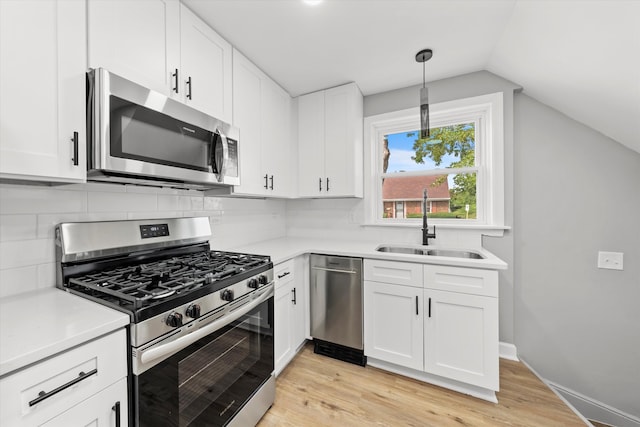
[55,217,275,427]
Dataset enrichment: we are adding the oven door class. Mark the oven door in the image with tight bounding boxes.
[133,289,274,427]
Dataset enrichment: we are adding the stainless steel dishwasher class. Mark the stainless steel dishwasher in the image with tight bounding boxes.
[310,254,366,366]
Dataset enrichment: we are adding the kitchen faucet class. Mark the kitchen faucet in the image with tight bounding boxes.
[422,189,436,245]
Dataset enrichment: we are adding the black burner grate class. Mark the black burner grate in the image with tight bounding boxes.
[66,251,269,310]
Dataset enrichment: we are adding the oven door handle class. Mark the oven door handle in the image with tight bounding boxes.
[140,284,274,365]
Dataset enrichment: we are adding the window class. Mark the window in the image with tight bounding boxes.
[364,93,504,227]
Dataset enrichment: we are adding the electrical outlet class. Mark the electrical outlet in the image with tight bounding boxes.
[597,251,624,270]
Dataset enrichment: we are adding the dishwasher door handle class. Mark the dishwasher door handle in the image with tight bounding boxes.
[311,266,357,274]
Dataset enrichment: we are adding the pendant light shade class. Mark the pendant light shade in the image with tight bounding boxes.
[416,49,433,139]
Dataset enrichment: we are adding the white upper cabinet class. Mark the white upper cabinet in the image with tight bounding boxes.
[88,0,232,122]
[0,0,87,183]
[232,49,292,197]
[87,0,180,97]
[180,5,232,122]
[297,83,363,198]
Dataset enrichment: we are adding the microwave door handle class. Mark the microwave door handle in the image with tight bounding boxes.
[216,128,230,180]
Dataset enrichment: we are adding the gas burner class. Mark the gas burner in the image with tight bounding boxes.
[64,249,271,314]
[150,289,176,299]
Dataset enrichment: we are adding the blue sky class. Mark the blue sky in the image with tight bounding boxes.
[385,131,459,173]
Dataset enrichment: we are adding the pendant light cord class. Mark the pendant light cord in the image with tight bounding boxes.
[422,61,426,88]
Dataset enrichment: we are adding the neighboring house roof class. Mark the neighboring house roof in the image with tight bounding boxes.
[382,175,450,200]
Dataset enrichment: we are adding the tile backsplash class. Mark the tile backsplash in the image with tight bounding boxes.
[0,182,286,297]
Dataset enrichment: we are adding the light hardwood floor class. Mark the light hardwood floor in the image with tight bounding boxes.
[258,343,587,426]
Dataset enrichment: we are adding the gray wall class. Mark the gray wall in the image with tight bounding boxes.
[363,71,640,417]
[365,70,520,343]
[514,94,640,417]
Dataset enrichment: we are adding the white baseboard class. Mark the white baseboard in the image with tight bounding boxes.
[547,381,640,427]
[499,341,518,361]
[520,357,640,427]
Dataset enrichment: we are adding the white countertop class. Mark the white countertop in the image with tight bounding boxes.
[229,237,508,270]
[0,288,129,378]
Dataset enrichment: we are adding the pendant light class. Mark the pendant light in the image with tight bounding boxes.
[416,49,433,139]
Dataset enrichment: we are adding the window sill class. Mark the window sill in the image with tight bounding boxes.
[362,222,511,232]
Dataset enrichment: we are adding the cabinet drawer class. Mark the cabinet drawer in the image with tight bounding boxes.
[0,328,127,426]
[41,377,128,427]
[274,259,295,290]
[364,259,422,288]
[424,265,498,297]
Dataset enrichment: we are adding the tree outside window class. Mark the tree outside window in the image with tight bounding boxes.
[381,123,478,220]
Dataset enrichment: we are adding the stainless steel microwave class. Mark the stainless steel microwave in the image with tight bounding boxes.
[87,68,239,190]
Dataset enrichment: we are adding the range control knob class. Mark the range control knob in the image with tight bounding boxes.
[258,275,268,285]
[247,278,259,289]
[221,289,234,302]
[186,304,201,319]
[165,312,183,328]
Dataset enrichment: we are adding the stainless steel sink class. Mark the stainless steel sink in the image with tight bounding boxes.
[424,249,485,259]
[375,245,485,259]
[375,246,426,255]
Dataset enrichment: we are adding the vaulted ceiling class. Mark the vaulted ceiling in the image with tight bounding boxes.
[183,0,640,154]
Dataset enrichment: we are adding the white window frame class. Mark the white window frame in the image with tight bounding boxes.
[364,92,505,228]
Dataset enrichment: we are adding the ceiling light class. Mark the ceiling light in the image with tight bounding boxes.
[303,0,323,5]
[416,49,433,139]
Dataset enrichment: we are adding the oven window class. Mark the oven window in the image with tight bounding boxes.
[110,95,214,172]
[136,298,273,427]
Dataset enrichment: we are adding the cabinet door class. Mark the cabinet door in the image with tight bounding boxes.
[424,290,499,390]
[87,0,180,96]
[40,378,128,427]
[364,281,423,370]
[290,264,306,350]
[297,91,325,197]
[0,0,86,183]
[323,83,363,197]
[261,78,291,197]
[274,279,293,376]
[323,84,350,196]
[180,4,232,122]
[232,50,265,195]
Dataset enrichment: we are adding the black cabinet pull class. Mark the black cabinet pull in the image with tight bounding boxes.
[264,174,269,189]
[269,175,274,190]
[71,131,79,166]
[277,271,290,279]
[326,177,330,191]
[319,177,322,191]
[428,297,431,318]
[172,69,179,93]
[186,76,192,100]
[416,295,419,315]
[112,401,121,427]
[28,369,98,407]
[291,287,297,305]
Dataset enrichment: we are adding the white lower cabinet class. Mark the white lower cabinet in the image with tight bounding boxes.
[274,258,306,375]
[364,259,500,397]
[41,378,127,427]
[364,281,423,370]
[0,329,128,426]
[424,289,499,390]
